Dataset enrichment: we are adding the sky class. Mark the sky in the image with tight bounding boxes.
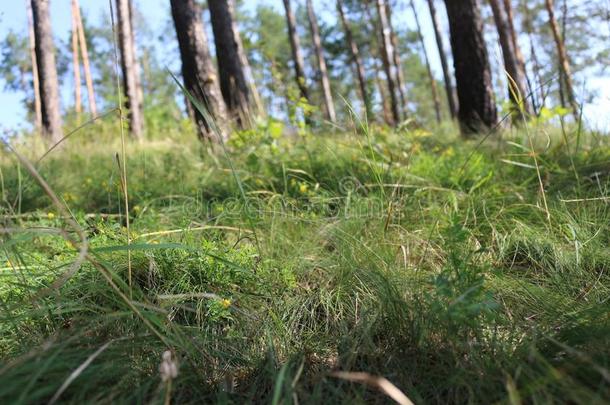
[0,0,608,133]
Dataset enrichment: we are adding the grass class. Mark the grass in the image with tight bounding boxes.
[0,119,609,404]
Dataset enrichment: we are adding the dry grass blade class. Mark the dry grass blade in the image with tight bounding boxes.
[48,340,114,404]
[331,371,414,405]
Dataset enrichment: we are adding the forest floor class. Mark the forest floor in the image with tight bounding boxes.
[0,121,609,404]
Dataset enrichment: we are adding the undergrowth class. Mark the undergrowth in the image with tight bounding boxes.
[0,122,608,404]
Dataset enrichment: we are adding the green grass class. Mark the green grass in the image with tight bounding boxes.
[0,121,609,404]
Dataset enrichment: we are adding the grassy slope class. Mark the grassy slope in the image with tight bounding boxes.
[0,123,609,404]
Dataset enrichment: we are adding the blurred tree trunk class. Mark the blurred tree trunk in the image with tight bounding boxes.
[306,0,336,123]
[229,0,264,117]
[410,0,442,123]
[116,0,143,138]
[209,0,252,127]
[71,0,82,117]
[336,0,370,116]
[502,0,534,113]
[544,0,579,118]
[73,0,97,116]
[426,0,457,119]
[282,0,309,102]
[385,2,407,120]
[31,0,63,143]
[375,0,400,125]
[26,0,42,131]
[363,1,392,124]
[489,0,531,118]
[443,0,497,135]
[521,0,546,110]
[170,0,228,142]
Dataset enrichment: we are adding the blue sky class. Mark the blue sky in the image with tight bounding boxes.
[0,0,608,132]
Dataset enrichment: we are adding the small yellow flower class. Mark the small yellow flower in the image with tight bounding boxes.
[85,178,93,185]
[133,205,141,213]
[5,260,12,267]
[442,147,455,157]
[221,299,232,309]
[299,183,309,194]
[47,212,55,220]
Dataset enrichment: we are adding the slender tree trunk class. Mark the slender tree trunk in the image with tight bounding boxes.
[375,0,400,125]
[522,0,545,110]
[363,1,391,124]
[73,0,97,116]
[544,0,579,118]
[170,0,228,142]
[31,0,63,143]
[337,0,370,116]
[489,0,531,117]
[71,0,82,117]
[209,0,251,127]
[385,1,407,119]
[410,0,442,123]
[229,0,265,117]
[426,0,457,119]
[116,0,143,138]
[128,0,144,126]
[282,0,309,102]
[26,0,42,131]
[443,0,497,135]
[502,0,533,112]
[306,0,336,122]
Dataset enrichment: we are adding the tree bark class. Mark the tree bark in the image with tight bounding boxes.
[385,1,407,120]
[544,0,579,118]
[282,0,309,102]
[170,0,228,142]
[336,0,370,116]
[71,0,82,116]
[410,0,442,123]
[306,0,336,123]
[489,0,531,118]
[26,0,42,131]
[73,0,97,116]
[31,0,63,143]
[426,0,457,119]
[208,0,251,127]
[444,0,497,135]
[116,0,143,138]
[229,0,265,117]
[502,0,532,112]
[375,0,401,125]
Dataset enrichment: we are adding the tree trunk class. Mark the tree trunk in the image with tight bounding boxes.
[31,0,63,143]
[544,0,579,118]
[410,0,442,123]
[385,1,407,119]
[282,0,309,102]
[71,0,82,117]
[306,0,336,123]
[375,0,400,125]
[336,0,370,116]
[363,1,390,124]
[444,0,497,135]
[73,0,97,116]
[502,0,533,112]
[170,0,228,142]
[26,0,42,131]
[116,0,143,138]
[426,0,457,120]
[229,0,265,117]
[522,0,546,111]
[209,0,251,127]
[489,0,531,118]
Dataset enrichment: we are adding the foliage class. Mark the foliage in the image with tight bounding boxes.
[0,122,608,403]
